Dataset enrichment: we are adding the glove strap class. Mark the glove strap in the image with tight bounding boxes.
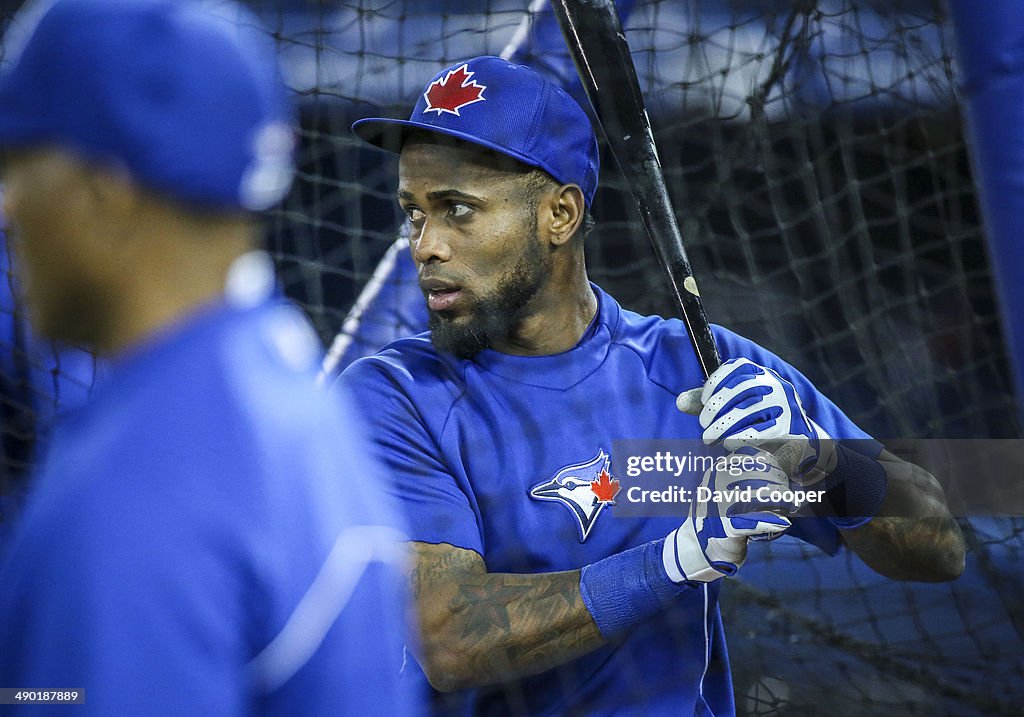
[820,445,888,529]
[579,538,692,638]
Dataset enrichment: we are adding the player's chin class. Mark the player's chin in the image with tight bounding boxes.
[31,303,75,344]
[17,282,53,335]
[36,285,104,347]
[427,305,473,331]
[427,308,490,359]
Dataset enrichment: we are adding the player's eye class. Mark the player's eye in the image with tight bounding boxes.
[404,206,425,224]
[447,202,472,219]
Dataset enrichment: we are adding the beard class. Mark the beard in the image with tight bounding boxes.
[428,227,550,360]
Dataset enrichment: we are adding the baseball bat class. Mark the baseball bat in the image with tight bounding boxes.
[550,0,722,378]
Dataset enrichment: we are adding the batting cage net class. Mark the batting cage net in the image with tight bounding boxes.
[2,0,1022,714]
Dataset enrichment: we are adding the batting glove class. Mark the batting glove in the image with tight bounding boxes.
[579,447,793,637]
[662,448,793,584]
[676,358,837,486]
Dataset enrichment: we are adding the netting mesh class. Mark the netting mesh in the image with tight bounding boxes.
[2,1,1022,714]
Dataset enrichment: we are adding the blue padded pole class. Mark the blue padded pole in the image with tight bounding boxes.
[948,0,1024,422]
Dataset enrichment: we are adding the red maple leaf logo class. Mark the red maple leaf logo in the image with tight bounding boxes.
[590,469,621,504]
[422,64,486,116]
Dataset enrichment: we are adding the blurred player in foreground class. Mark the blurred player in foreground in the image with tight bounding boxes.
[337,56,965,715]
[0,1,419,714]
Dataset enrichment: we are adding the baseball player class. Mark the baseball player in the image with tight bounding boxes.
[0,1,419,714]
[337,56,965,715]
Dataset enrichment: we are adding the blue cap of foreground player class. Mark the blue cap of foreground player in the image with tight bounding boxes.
[0,0,295,212]
[353,56,600,207]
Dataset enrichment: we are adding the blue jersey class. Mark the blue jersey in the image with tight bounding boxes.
[338,284,874,716]
[0,258,420,716]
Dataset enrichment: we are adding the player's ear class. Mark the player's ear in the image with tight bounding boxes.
[547,184,585,247]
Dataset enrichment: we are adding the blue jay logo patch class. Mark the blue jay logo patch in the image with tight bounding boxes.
[529,450,619,543]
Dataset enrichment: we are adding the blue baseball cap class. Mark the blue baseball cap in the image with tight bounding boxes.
[0,0,295,212]
[353,56,600,207]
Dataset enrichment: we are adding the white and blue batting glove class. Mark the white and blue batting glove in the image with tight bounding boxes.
[579,448,794,637]
[662,448,792,584]
[676,358,837,486]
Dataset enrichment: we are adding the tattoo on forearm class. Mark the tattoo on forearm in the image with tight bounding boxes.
[453,573,599,673]
[410,544,467,597]
[452,582,523,638]
[410,542,605,686]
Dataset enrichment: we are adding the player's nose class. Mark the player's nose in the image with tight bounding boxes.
[411,218,452,265]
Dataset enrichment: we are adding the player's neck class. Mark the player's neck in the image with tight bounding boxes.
[491,270,597,357]
[93,228,256,356]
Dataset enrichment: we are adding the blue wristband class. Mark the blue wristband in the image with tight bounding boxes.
[579,538,690,638]
[821,444,888,529]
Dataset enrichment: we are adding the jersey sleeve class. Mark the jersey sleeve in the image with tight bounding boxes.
[333,356,485,555]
